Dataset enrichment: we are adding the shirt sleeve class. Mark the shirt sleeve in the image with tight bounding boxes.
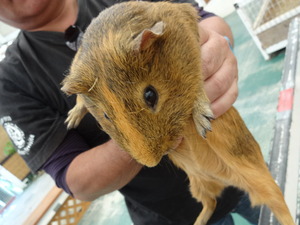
[0,82,69,172]
[155,0,216,19]
[0,37,72,173]
[198,7,216,19]
[42,130,89,195]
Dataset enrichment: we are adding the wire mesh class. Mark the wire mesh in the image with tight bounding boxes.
[237,0,300,28]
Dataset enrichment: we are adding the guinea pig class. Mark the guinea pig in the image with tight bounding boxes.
[61,2,295,225]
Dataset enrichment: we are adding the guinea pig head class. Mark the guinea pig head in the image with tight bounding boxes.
[62,2,202,167]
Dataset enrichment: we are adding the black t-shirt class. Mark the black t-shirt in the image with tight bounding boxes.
[0,0,120,171]
[0,0,244,224]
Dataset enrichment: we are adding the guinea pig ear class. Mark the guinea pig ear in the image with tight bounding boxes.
[61,74,91,95]
[133,21,165,51]
[61,76,79,95]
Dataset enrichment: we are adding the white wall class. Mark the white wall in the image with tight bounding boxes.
[196,0,236,18]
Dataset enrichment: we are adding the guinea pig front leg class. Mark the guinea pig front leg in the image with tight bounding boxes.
[193,91,214,138]
[65,95,88,129]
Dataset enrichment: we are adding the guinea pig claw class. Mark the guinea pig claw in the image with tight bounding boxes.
[205,115,215,122]
[194,114,213,139]
[201,131,207,139]
[193,102,214,139]
[201,117,213,138]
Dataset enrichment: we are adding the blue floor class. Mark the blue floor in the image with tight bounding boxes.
[78,191,132,225]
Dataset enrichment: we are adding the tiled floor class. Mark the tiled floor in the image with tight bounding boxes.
[0,10,290,225]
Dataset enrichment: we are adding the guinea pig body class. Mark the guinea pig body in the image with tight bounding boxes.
[62,2,295,225]
[62,1,213,167]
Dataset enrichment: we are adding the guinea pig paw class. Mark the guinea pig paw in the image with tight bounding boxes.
[193,104,214,138]
[65,106,86,129]
[195,115,213,138]
[65,110,79,129]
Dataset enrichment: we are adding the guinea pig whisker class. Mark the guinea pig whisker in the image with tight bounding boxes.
[145,136,158,140]
[96,123,103,130]
[86,105,97,109]
[128,108,146,114]
[88,77,99,92]
[139,66,148,72]
[125,81,136,84]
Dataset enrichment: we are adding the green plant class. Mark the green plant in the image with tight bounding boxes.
[3,141,16,156]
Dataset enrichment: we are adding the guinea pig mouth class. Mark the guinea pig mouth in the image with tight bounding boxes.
[135,153,162,167]
[164,136,184,155]
[134,137,184,167]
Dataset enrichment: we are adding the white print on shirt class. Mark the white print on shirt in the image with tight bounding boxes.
[0,116,35,155]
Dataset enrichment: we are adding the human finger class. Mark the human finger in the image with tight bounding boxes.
[210,77,239,117]
[203,55,238,104]
[201,30,231,80]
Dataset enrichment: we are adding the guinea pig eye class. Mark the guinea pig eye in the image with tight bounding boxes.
[144,85,158,110]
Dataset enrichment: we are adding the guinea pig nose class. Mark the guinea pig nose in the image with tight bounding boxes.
[144,85,158,110]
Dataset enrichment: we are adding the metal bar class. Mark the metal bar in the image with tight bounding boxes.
[258,17,300,225]
[284,21,300,222]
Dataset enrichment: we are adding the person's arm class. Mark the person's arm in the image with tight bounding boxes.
[66,139,142,201]
[198,16,238,118]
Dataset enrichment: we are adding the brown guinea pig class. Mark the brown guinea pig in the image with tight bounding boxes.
[61,2,295,225]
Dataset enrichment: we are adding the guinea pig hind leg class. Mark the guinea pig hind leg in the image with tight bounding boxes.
[192,92,214,138]
[65,95,88,129]
[194,198,216,225]
[189,176,220,225]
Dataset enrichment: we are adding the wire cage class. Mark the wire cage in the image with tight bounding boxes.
[235,0,300,60]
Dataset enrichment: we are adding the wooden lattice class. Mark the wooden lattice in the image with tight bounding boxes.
[48,196,91,225]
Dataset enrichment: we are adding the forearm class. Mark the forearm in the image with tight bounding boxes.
[66,139,142,201]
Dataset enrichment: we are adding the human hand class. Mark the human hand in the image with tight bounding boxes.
[198,25,238,118]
